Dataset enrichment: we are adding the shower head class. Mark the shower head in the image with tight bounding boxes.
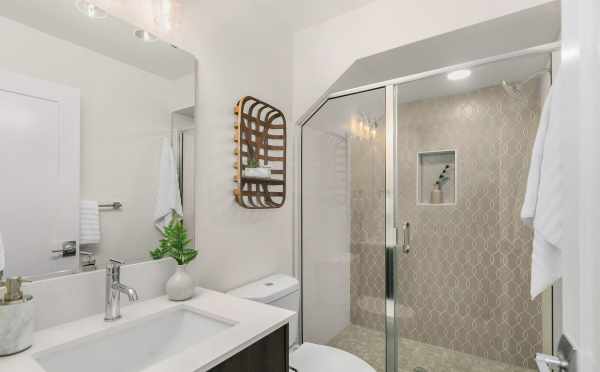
[502,80,523,98]
[502,68,551,99]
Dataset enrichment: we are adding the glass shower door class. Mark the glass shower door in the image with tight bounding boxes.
[301,87,391,372]
[393,53,552,372]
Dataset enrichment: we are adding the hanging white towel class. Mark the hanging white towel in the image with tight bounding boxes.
[0,232,5,274]
[521,85,563,299]
[80,201,101,245]
[154,138,183,233]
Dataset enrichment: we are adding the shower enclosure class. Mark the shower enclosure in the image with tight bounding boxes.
[299,43,559,372]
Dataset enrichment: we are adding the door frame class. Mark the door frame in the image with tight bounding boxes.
[384,85,397,372]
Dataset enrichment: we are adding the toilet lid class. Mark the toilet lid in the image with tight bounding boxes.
[290,343,376,372]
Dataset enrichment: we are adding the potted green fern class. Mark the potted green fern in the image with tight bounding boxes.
[150,214,197,301]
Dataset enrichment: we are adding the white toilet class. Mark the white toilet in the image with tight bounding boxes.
[228,274,375,372]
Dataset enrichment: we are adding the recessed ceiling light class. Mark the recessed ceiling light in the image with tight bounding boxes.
[75,0,108,19]
[134,30,158,42]
[447,69,472,81]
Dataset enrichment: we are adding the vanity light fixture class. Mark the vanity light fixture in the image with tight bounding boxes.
[134,30,158,42]
[350,113,378,140]
[154,0,183,32]
[447,69,472,81]
[75,0,108,19]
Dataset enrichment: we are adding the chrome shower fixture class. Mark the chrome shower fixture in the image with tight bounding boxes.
[502,68,551,99]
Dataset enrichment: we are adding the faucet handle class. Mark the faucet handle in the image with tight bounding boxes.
[107,259,125,270]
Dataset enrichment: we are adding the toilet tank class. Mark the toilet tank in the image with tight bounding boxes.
[228,274,300,346]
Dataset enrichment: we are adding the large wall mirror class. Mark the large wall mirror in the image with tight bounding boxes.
[0,1,196,280]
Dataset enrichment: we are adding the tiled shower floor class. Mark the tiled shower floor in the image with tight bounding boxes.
[328,324,535,372]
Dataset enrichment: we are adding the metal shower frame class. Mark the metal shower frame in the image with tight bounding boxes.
[294,41,561,372]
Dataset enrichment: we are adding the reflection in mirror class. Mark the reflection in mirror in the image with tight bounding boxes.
[0,0,196,280]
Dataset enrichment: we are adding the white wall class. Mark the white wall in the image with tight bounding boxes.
[1,0,576,334]
[91,0,560,294]
[93,0,295,292]
[292,0,555,121]
[0,16,186,268]
[170,73,195,111]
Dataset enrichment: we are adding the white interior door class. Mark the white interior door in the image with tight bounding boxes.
[0,70,80,279]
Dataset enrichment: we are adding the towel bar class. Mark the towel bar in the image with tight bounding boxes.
[99,202,122,210]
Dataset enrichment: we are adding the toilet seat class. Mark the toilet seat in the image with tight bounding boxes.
[290,342,375,372]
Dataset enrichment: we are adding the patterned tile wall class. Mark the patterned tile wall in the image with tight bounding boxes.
[349,79,547,369]
[349,129,387,332]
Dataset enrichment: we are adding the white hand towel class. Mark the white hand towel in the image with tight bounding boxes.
[80,201,101,245]
[0,232,5,274]
[154,138,183,233]
[521,86,563,299]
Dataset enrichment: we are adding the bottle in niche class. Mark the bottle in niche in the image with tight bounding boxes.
[430,182,443,204]
[430,164,450,204]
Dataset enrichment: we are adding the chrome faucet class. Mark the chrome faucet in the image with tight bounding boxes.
[105,259,138,321]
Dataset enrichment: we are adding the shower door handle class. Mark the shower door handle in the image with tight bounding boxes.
[401,222,411,254]
[535,353,569,372]
[534,335,576,372]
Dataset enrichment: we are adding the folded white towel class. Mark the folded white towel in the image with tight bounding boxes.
[80,201,101,245]
[154,138,183,233]
[521,85,563,299]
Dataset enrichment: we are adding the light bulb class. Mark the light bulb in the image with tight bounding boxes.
[447,69,472,81]
[154,0,183,32]
[76,0,108,19]
[350,120,357,137]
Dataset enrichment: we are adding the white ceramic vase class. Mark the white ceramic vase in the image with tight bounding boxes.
[166,265,194,301]
[0,296,34,356]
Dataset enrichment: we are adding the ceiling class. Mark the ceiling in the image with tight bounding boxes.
[394,53,550,105]
[0,0,378,79]
[253,0,378,31]
[306,52,551,139]
[298,1,560,127]
[0,0,195,80]
[329,1,560,95]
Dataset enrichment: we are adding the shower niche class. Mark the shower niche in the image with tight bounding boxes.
[417,150,456,205]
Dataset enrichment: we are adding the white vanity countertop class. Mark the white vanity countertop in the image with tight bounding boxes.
[0,288,295,372]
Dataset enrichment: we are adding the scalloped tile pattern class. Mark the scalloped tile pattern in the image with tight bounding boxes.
[349,80,546,369]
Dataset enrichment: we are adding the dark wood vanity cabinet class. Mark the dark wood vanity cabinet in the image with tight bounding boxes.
[208,325,289,372]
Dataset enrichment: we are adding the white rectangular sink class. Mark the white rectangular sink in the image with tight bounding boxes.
[33,307,235,372]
